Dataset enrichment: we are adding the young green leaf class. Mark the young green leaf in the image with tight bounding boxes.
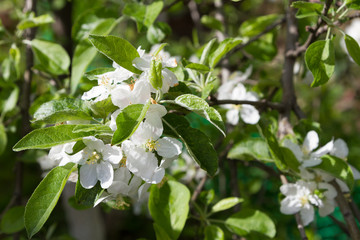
[0,123,7,155]
[149,59,163,90]
[200,38,217,65]
[13,125,95,151]
[312,155,354,189]
[112,102,150,145]
[291,1,323,18]
[17,14,54,30]
[228,138,272,162]
[205,225,225,240]
[244,32,277,61]
[239,14,281,37]
[0,206,25,234]
[149,180,190,240]
[305,39,335,87]
[25,39,70,76]
[147,22,172,44]
[344,34,360,66]
[201,15,224,31]
[153,223,172,240]
[211,197,244,213]
[24,163,75,238]
[208,38,242,68]
[2,86,19,116]
[88,97,118,119]
[32,98,94,124]
[225,209,276,238]
[88,34,141,74]
[75,181,104,207]
[163,114,218,176]
[144,1,164,27]
[185,62,210,73]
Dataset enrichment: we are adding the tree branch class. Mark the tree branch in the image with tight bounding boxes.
[209,98,284,111]
[191,175,207,202]
[331,180,360,239]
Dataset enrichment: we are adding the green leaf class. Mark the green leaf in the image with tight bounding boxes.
[88,97,118,119]
[211,197,244,213]
[208,38,242,68]
[149,180,190,240]
[17,14,54,30]
[244,32,277,61]
[71,18,120,94]
[0,123,7,155]
[26,39,70,76]
[313,155,354,189]
[344,34,360,66]
[185,62,210,73]
[201,15,224,31]
[149,59,163,90]
[225,209,276,238]
[205,225,225,240]
[0,206,25,234]
[112,102,150,145]
[147,22,172,44]
[163,114,218,176]
[13,125,95,151]
[72,124,112,135]
[305,39,335,87]
[228,138,272,162]
[123,3,146,31]
[9,44,20,79]
[291,1,323,18]
[239,14,281,37]
[200,38,217,65]
[75,181,104,207]
[25,163,75,238]
[2,86,19,115]
[144,1,164,27]
[153,223,172,240]
[1,58,17,82]
[280,146,301,172]
[89,34,141,74]
[85,67,115,80]
[165,94,225,136]
[32,98,94,124]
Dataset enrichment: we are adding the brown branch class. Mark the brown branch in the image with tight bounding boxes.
[331,180,360,239]
[209,98,284,111]
[329,215,350,237]
[191,175,207,202]
[286,0,334,57]
[348,195,360,223]
[280,175,308,240]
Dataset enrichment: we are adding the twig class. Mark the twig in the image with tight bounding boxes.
[187,0,203,41]
[329,215,350,237]
[209,98,284,111]
[286,0,333,57]
[228,160,241,212]
[331,180,360,239]
[280,175,308,240]
[348,195,360,222]
[191,175,207,202]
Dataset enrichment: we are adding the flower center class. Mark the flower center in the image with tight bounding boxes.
[119,157,127,168]
[300,195,309,206]
[145,138,158,152]
[87,151,102,165]
[99,76,110,86]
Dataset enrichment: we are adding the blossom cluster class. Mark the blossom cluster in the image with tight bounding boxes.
[280,131,360,225]
[39,46,183,206]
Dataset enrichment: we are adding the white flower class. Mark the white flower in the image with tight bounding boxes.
[283,131,333,168]
[218,82,260,125]
[48,142,83,166]
[316,182,337,217]
[132,47,178,93]
[122,120,182,183]
[78,136,122,189]
[107,167,143,199]
[280,180,320,226]
[111,79,151,109]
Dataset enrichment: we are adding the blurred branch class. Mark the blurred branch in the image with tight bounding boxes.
[191,175,207,202]
[329,215,350,237]
[286,0,333,57]
[348,195,360,222]
[187,0,203,40]
[280,175,308,240]
[331,180,360,239]
[209,96,284,111]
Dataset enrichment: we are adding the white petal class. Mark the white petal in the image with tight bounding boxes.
[156,137,182,158]
[81,86,107,101]
[226,108,239,125]
[318,199,336,217]
[131,80,151,104]
[133,57,150,71]
[102,145,122,164]
[350,164,360,180]
[80,164,98,189]
[131,121,159,145]
[231,83,247,100]
[303,131,319,153]
[83,136,105,152]
[319,182,337,199]
[111,84,132,109]
[280,183,298,196]
[301,158,322,168]
[283,139,303,162]
[312,140,334,157]
[96,161,114,189]
[151,167,165,184]
[280,198,301,214]
[162,68,178,93]
[331,139,348,159]
[217,81,236,100]
[240,105,260,124]
[109,109,121,131]
[300,206,314,226]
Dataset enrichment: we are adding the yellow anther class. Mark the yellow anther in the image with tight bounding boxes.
[300,196,309,206]
[119,157,127,168]
[87,151,101,165]
[150,98,157,104]
[145,139,158,152]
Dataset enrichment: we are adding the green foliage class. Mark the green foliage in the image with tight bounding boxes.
[185,62,210,73]
[225,209,276,238]
[228,137,272,162]
[201,15,224,31]
[75,181,104,207]
[26,39,70,76]
[17,13,53,30]
[147,22,172,44]
[344,34,360,66]
[239,14,281,37]
[211,197,244,214]
[24,163,76,238]
[149,59,163,90]
[208,38,242,68]
[32,98,94,124]
[112,103,150,145]
[163,114,218,176]
[13,125,95,151]
[149,180,190,240]
[88,97,118,119]
[291,1,323,18]
[313,155,354,189]
[89,34,141,74]
[0,123,7,155]
[205,225,225,240]
[305,39,335,87]
[0,206,25,234]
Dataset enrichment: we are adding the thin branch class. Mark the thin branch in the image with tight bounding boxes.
[228,160,241,212]
[328,215,350,237]
[280,175,308,240]
[191,175,207,202]
[331,180,360,239]
[286,0,333,57]
[209,98,284,111]
[348,195,360,222]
